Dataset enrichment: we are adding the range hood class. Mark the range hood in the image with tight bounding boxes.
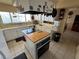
[15,0,53,14]
[21,11,44,14]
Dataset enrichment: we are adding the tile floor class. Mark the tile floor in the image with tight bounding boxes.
[7,40,25,58]
[76,45,79,59]
[7,30,79,59]
[39,31,79,59]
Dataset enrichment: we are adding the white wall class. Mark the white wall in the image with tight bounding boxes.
[58,8,79,32]
[66,8,79,30]
[0,3,17,12]
[56,0,79,8]
[58,9,68,33]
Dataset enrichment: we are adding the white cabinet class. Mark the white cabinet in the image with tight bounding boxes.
[4,29,18,41]
[0,30,12,59]
[16,27,27,38]
[3,28,25,41]
[16,29,24,38]
[3,26,32,41]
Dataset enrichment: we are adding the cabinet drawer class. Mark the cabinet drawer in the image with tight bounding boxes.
[4,29,17,41]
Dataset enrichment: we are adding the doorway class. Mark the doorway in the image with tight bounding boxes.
[72,15,79,32]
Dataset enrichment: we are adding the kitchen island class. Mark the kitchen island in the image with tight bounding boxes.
[24,31,50,59]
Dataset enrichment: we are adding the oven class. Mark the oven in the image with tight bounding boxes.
[36,37,50,58]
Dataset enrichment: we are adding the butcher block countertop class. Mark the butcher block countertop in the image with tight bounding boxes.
[25,31,50,43]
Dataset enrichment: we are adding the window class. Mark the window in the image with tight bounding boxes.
[0,12,26,24]
[0,11,54,24]
[34,14,41,21]
[41,14,45,21]
[10,13,26,23]
[34,15,38,20]
[47,16,54,22]
[38,14,41,20]
[42,15,54,22]
[0,12,11,24]
[25,14,31,22]
[34,14,54,22]
[10,13,18,23]
[18,14,25,22]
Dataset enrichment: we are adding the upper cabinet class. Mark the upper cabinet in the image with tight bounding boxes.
[16,0,53,13]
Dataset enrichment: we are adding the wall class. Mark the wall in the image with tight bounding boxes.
[66,8,79,30]
[58,8,79,33]
[57,9,68,34]
[0,0,12,5]
[56,0,79,8]
[0,3,17,12]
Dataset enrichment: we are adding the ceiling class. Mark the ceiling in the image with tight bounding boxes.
[55,0,79,8]
[0,0,13,5]
[0,0,79,8]
[0,0,17,12]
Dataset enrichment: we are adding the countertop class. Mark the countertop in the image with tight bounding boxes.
[25,31,49,43]
[1,24,35,30]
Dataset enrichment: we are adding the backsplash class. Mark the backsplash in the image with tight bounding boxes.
[0,22,33,29]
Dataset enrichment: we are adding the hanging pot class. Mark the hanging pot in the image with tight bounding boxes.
[52,8,57,17]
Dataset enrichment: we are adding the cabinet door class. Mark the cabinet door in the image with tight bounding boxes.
[16,28,25,38]
[4,29,18,41]
[0,30,12,59]
[16,27,29,38]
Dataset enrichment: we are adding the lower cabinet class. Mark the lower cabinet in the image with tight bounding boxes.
[0,30,12,59]
[3,27,30,41]
[16,28,25,38]
[3,29,18,41]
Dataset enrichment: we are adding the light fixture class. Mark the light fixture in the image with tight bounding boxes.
[12,0,19,7]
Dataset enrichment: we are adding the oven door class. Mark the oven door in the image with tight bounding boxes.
[37,41,50,58]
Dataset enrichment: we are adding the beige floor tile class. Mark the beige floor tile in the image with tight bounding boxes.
[40,31,78,59]
[7,31,79,59]
[7,40,25,58]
